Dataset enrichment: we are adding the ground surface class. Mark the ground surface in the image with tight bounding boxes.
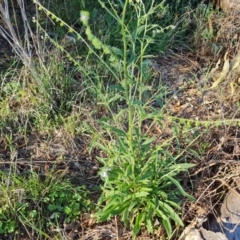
[1,1,240,240]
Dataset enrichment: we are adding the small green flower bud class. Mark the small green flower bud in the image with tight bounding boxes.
[80,11,89,26]
[86,27,94,41]
[102,45,111,54]
[92,37,102,50]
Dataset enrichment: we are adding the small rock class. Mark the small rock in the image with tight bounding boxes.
[200,227,227,240]
[180,227,227,240]
[179,227,202,240]
[221,190,240,224]
[210,189,240,240]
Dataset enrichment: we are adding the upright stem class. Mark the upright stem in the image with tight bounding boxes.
[121,1,133,152]
[121,1,128,101]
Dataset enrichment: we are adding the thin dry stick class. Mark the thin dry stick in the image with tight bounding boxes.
[115,216,119,240]
[182,180,216,221]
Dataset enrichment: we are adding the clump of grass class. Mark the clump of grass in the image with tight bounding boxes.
[0,166,94,237]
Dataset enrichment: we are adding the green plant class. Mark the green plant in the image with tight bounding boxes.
[95,129,195,238]
[43,179,93,223]
[0,168,94,237]
[44,0,196,237]
[78,0,195,238]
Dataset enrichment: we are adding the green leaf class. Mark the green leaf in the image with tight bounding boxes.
[135,191,150,198]
[158,190,168,200]
[98,117,112,122]
[188,149,201,159]
[139,187,152,192]
[95,204,115,221]
[159,201,183,226]
[117,137,128,153]
[162,218,172,237]
[142,136,156,146]
[109,84,125,92]
[127,199,138,214]
[93,142,109,153]
[125,164,133,177]
[95,195,119,221]
[96,156,109,165]
[166,176,195,201]
[101,123,127,137]
[122,208,130,225]
[142,59,152,67]
[145,204,154,233]
[156,208,172,237]
[128,53,136,66]
[169,163,195,171]
[139,172,152,181]
[108,168,123,181]
[146,217,153,233]
[105,94,121,105]
[165,199,181,210]
[112,200,131,216]
[133,212,145,237]
[110,46,123,57]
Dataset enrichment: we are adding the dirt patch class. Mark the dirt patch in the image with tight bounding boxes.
[0,130,99,186]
